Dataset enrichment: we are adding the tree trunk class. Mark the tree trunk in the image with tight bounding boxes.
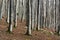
[43,0,46,28]
[26,0,32,35]
[37,0,40,30]
[31,0,35,30]
[7,0,10,23]
[8,0,13,33]
[0,0,3,19]
[22,0,26,21]
[14,0,17,27]
[1,0,6,19]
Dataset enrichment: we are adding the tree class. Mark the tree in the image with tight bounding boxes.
[31,0,35,30]
[22,0,26,21]
[0,0,3,19]
[14,0,17,27]
[6,0,10,23]
[37,0,40,30]
[1,0,6,19]
[47,0,52,28]
[56,0,60,34]
[26,0,32,35]
[8,0,13,33]
[11,0,19,28]
[43,0,47,28]
[53,0,56,32]
[19,0,23,22]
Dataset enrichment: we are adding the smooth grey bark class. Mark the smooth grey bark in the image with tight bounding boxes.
[22,0,26,21]
[46,0,49,27]
[53,0,56,32]
[50,0,54,28]
[26,0,32,35]
[14,0,20,27]
[49,0,53,28]
[48,0,51,28]
[43,0,46,28]
[37,0,40,30]
[14,0,17,27]
[56,0,59,33]
[1,0,6,19]
[31,0,35,30]
[7,7,10,23]
[40,0,42,28]
[7,0,10,23]
[19,0,23,22]
[0,0,3,19]
[41,0,44,28]
[20,0,24,22]
[28,0,32,35]
[8,0,13,32]
[45,0,47,28]
[34,0,38,30]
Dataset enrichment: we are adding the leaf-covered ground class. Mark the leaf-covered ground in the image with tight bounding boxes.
[0,17,60,40]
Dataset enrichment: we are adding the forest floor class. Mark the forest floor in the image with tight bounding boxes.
[0,17,60,40]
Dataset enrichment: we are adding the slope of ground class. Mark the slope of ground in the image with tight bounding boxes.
[0,18,60,40]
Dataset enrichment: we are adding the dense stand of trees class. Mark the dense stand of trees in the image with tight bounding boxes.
[0,0,60,35]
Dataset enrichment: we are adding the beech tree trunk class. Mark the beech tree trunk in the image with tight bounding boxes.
[8,0,13,33]
[0,0,3,19]
[26,0,32,35]
[37,0,40,30]
[31,0,35,30]
[1,0,6,19]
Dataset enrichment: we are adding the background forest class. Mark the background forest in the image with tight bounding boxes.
[0,0,60,40]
